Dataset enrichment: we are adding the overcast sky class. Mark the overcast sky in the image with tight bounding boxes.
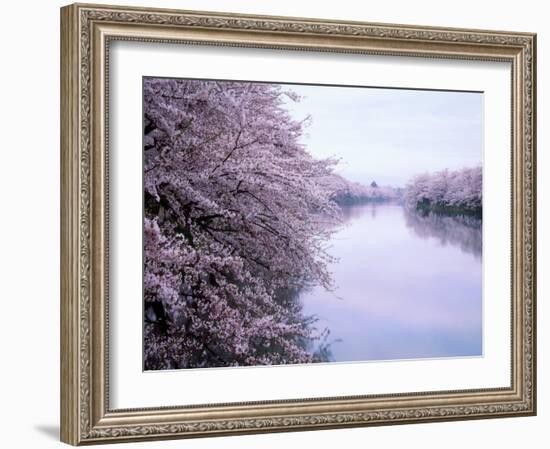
[282,84,483,187]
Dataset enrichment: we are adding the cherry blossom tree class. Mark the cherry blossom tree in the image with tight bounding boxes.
[143,78,340,370]
[403,167,482,215]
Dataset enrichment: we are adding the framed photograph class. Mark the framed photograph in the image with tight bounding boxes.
[60,3,537,445]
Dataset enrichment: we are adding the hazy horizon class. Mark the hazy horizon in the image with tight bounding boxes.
[283,84,483,187]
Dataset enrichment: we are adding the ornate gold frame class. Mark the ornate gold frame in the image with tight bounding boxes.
[60,3,536,445]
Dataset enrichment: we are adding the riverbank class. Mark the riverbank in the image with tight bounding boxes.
[414,200,482,218]
[335,197,398,207]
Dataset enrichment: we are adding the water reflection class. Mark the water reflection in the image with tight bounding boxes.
[338,201,385,221]
[404,209,482,259]
[300,203,482,363]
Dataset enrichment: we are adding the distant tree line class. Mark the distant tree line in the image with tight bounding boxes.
[403,167,482,216]
[320,174,399,206]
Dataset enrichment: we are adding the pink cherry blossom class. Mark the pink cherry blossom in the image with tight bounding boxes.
[143,78,340,369]
[403,167,482,215]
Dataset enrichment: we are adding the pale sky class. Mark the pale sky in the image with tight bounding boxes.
[282,84,483,187]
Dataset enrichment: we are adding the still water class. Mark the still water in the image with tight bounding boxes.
[301,203,482,362]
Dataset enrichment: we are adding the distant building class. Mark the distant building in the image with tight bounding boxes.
[370,181,378,188]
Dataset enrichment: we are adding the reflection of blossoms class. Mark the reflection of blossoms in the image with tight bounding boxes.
[403,167,482,215]
[143,78,340,370]
[404,209,482,258]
